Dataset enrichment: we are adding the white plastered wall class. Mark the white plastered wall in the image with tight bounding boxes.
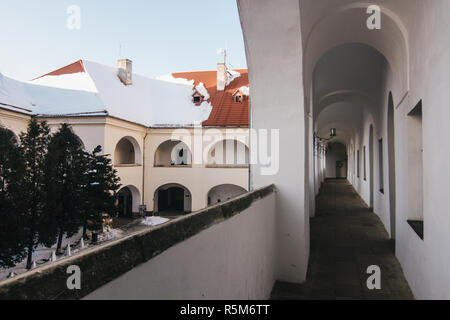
[145,128,249,212]
[84,192,277,300]
[303,0,450,300]
[238,0,309,283]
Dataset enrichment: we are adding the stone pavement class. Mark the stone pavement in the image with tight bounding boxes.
[271,179,414,300]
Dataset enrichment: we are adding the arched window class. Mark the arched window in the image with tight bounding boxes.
[0,126,18,145]
[154,140,192,167]
[114,137,142,166]
[207,139,249,167]
[67,127,85,150]
[117,185,141,218]
[154,183,192,214]
[207,184,247,206]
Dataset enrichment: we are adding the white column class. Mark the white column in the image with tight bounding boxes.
[239,0,308,283]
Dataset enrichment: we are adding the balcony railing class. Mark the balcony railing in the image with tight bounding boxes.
[0,184,276,300]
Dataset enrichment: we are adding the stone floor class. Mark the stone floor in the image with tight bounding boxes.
[271,179,414,300]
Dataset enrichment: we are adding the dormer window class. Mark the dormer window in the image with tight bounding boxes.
[192,90,204,105]
[234,94,243,103]
[232,87,248,103]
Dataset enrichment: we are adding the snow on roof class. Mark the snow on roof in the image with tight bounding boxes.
[32,72,98,93]
[157,74,210,101]
[27,83,105,116]
[0,70,106,117]
[195,83,210,100]
[2,60,251,128]
[226,70,241,86]
[235,86,249,96]
[84,61,212,126]
[27,60,212,127]
[171,70,249,127]
[0,73,34,114]
[155,73,195,86]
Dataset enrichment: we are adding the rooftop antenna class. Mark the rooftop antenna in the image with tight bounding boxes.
[225,41,229,66]
[217,48,227,65]
[118,43,122,59]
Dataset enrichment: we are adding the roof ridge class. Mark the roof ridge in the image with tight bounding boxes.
[173,68,248,74]
[31,60,86,81]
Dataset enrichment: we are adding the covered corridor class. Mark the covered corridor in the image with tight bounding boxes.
[237,0,450,299]
[271,179,413,300]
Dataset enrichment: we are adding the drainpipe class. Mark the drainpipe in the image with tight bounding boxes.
[142,128,149,210]
[248,96,252,191]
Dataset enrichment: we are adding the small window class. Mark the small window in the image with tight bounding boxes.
[363,146,367,181]
[193,96,202,104]
[234,95,243,103]
[407,100,424,239]
[357,150,360,178]
[379,139,384,193]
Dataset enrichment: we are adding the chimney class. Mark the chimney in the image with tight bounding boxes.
[217,62,227,91]
[117,59,132,85]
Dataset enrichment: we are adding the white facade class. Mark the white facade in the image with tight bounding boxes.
[84,191,277,300]
[238,0,450,299]
[0,111,249,215]
[0,58,250,217]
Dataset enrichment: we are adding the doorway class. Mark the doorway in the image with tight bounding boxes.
[118,187,133,218]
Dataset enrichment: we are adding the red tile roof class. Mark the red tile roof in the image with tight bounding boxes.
[172,69,249,127]
[32,60,86,81]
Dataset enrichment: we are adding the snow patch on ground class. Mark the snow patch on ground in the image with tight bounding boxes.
[141,216,170,227]
[0,227,123,282]
[96,228,123,242]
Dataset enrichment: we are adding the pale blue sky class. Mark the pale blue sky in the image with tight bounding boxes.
[0,0,246,81]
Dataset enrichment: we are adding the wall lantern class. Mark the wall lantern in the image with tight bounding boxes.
[314,128,337,156]
[330,128,337,137]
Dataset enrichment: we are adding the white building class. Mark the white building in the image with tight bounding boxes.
[0,59,250,216]
[2,0,449,301]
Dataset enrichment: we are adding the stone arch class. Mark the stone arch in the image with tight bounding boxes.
[0,125,19,145]
[325,142,348,179]
[154,183,192,214]
[114,136,142,166]
[65,126,85,150]
[303,2,410,100]
[369,124,375,210]
[154,140,192,167]
[387,92,396,239]
[207,184,247,206]
[207,139,249,167]
[117,185,141,218]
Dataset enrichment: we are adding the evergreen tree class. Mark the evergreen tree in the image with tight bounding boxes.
[81,146,121,239]
[44,124,85,254]
[0,128,26,268]
[19,118,51,269]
